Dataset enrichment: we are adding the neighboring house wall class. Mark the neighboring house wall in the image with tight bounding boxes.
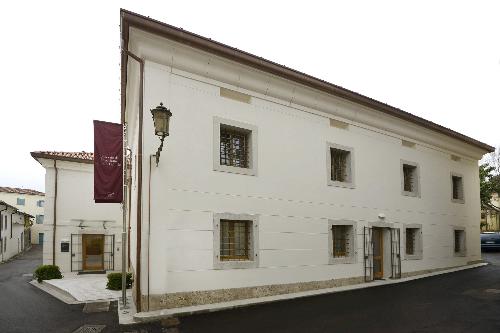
[124,26,489,311]
[482,193,500,231]
[0,191,45,245]
[0,204,28,262]
[36,158,122,273]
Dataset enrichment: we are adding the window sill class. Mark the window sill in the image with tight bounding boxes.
[327,180,355,189]
[329,256,356,265]
[402,191,420,198]
[214,259,258,270]
[214,164,257,176]
[451,199,465,204]
[404,254,423,260]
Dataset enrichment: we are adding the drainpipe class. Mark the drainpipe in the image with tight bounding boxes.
[147,154,155,311]
[53,160,58,266]
[124,49,144,312]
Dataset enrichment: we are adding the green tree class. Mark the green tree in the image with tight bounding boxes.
[479,164,495,207]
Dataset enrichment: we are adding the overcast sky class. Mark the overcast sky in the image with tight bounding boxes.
[1,1,498,192]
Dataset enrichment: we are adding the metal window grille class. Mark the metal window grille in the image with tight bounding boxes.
[220,127,249,168]
[454,230,462,253]
[406,228,416,255]
[452,176,463,200]
[220,220,250,261]
[403,164,416,192]
[332,225,350,258]
[331,148,349,182]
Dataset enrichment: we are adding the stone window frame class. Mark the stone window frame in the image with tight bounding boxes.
[400,160,421,198]
[213,212,259,269]
[403,223,423,260]
[326,142,355,189]
[450,172,465,204]
[453,226,466,257]
[328,220,357,265]
[213,117,258,176]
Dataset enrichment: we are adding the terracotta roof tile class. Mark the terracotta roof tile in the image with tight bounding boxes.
[31,151,94,164]
[0,187,45,196]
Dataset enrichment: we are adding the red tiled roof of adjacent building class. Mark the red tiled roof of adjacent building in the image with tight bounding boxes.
[0,187,45,196]
[31,151,94,164]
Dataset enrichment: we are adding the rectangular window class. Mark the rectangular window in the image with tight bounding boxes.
[404,225,423,259]
[213,213,259,269]
[36,215,44,224]
[454,229,466,255]
[17,198,25,206]
[220,127,249,169]
[401,160,420,197]
[329,221,356,264]
[406,228,416,255]
[37,200,45,207]
[327,143,354,188]
[213,117,258,176]
[220,220,250,261]
[451,174,464,202]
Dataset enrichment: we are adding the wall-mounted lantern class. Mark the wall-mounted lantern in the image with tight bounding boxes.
[150,102,172,166]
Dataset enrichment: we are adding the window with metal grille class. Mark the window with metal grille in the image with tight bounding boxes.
[220,220,250,261]
[330,148,350,182]
[452,175,464,201]
[332,225,350,258]
[403,164,417,192]
[220,126,249,168]
[406,228,417,255]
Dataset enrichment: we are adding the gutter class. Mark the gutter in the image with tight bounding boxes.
[53,160,58,265]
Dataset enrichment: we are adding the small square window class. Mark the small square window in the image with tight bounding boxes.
[37,200,44,207]
[36,215,44,224]
[454,229,466,256]
[451,173,464,203]
[17,198,25,206]
[213,117,258,176]
[326,143,354,188]
[401,160,420,197]
[404,224,423,260]
[213,213,259,269]
[328,220,356,264]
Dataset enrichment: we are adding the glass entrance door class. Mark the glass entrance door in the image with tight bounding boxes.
[82,234,104,271]
[372,228,384,279]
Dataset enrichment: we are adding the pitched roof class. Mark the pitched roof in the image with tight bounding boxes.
[0,187,44,196]
[0,201,35,218]
[120,9,494,153]
[31,151,94,164]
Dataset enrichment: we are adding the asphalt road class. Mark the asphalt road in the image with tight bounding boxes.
[0,245,121,333]
[179,252,500,333]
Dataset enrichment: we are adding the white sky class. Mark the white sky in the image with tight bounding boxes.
[1,1,499,192]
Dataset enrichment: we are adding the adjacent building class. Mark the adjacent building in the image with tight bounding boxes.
[121,10,495,312]
[0,187,45,244]
[481,192,500,231]
[0,200,33,262]
[31,151,122,273]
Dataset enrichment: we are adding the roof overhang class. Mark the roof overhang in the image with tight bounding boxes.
[120,9,494,154]
[31,152,94,165]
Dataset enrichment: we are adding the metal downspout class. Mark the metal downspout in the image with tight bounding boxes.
[53,160,58,266]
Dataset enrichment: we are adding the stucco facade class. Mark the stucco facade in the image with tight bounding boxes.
[0,201,31,262]
[121,11,493,312]
[0,189,44,244]
[31,153,122,273]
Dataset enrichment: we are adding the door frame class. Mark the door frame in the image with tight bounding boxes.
[82,234,105,271]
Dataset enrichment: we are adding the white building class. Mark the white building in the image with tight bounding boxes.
[120,10,495,312]
[31,151,122,273]
[0,200,32,262]
[0,187,45,245]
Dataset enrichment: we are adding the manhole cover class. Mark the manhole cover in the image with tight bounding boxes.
[72,325,106,333]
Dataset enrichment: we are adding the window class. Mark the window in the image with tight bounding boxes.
[36,215,44,224]
[401,160,420,197]
[213,213,259,269]
[37,200,45,207]
[213,117,258,176]
[451,173,464,203]
[328,220,356,264]
[17,198,25,206]
[404,225,423,259]
[4,238,6,252]
[454,228,466,256]
[326,143,354,188]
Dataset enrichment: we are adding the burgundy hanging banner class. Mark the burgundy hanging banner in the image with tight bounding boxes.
[94,120,123,203]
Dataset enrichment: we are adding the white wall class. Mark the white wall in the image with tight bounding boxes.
[0,206,27,261]
[125,31,486,297]
[0,191,44,244]
[39,159,122,272]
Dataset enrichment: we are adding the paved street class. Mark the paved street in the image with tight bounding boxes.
[2,246,500,332]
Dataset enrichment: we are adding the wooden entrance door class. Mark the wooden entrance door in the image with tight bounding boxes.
[82,234,104,271]
[372,228,384,279]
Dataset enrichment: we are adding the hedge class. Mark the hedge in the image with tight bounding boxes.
[34,265,63,283]
[106,272,133,290]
